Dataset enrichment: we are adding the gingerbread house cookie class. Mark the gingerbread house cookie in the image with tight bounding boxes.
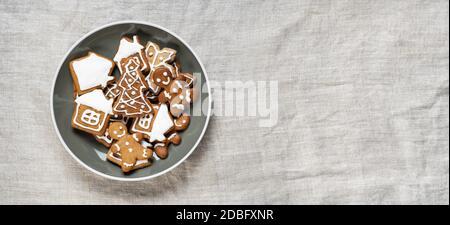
[130,103,174,142]
[71,89,113,136]
[113,36,149,73]
[69,52,115,95]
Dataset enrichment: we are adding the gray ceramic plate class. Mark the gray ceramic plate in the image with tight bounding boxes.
[51,21,211,181]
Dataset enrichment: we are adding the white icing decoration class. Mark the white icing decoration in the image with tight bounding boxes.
[109,152,148,166]
[148,104,174,142]
[96,130,113,144]
[154,143,165,148]
[116,130,126,138]
[80,109,101,125]
[144,43,176,92]
[105,83,120,99]
[176,80,183,89]
[185,89,192,103]
[73,104,107,132]
[138,114,153,129]
[136,160,148,165]
[172,104,184,110]
[162,79,170,85]
[125,142,129,145]
[75,89,113,114]
[142,149,148,158]
[164,91,171,99]
[152,152,160,160]
[123,162,133,167]
[168,133,177,140]
[113,58,152,116]
[72,52,114,91]
[141,141,152,148]
[113,37,144,63]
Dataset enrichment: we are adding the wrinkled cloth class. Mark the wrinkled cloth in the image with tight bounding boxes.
[0,0,448,204]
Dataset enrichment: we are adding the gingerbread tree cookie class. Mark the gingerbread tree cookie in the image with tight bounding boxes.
[113,57,153,117]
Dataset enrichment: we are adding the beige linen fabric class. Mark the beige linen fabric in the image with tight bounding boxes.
[0,0,448,204]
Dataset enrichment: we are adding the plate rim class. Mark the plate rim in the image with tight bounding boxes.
[50,20,212,181]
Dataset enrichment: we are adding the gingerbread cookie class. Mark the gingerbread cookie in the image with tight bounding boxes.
[104,83,121,100]
[147,92,159,103]
[153,75,193,117]
[106,122,153,172]
[144,42,176,94]
[173,62,195,88]
[72,89,113,136]
[158,79,188,103]
[153,142,168,159]
[69,52,115,95]
[130,103,174,142]
[113,57,153,117]
[169,88,193,117]
[174,113,190,131]
[130,113,153,138]
[110,113,130,124]
[68,35,197,172]
[113,36,149,73]
[167,132,181,145]
[95,127,113,148]
[152,132,180,159]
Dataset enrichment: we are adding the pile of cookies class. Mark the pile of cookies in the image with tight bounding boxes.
[69,35,195,173]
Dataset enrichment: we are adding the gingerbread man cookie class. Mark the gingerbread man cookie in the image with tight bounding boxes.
[106,122,153,172]
[167,132,181,145]
[157,79,188,103]
[144,42,177,94]
[173,113,190,131]
[169,88,193,117]
[153,142,168,159]
[152,132,181,159]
